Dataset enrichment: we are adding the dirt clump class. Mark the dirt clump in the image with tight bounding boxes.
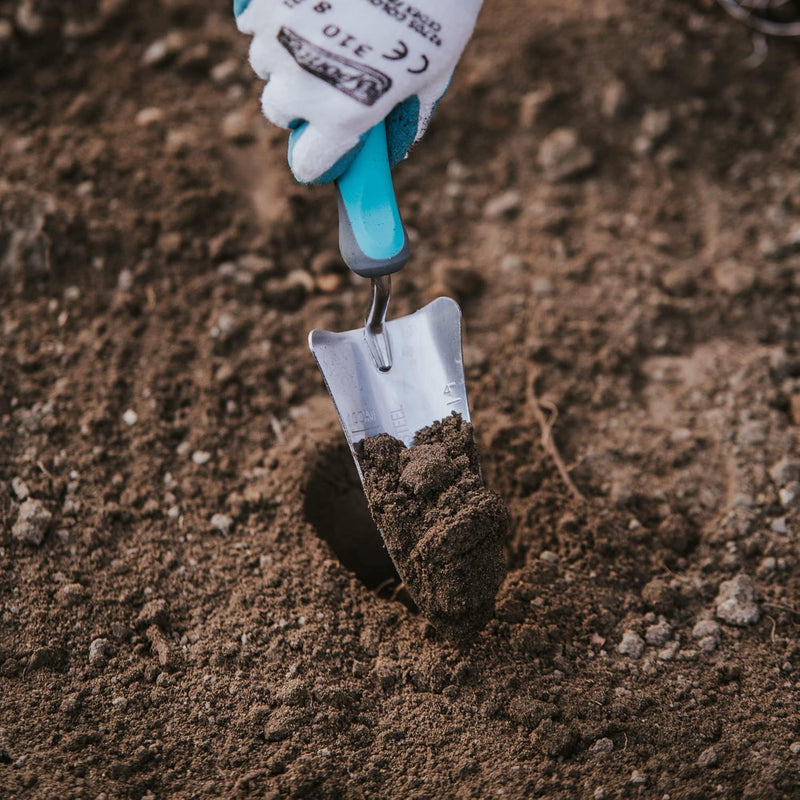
[356,413,508,642]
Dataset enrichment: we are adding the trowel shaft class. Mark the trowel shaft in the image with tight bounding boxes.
[365,276,393,372]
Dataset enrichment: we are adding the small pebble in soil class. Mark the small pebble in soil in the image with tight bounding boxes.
[210,513,232,535]
[601,79,628,119]
[715,575,760,626]
[757,556,776,580]
[122,408,138,426]
[10,477,29,501]
[692,618,720,640]
[518,84,554,127]
[135,107,165,128]
[630,769,647,785]
[356,413,508,643]
[698,636,718,654]
[538,128,595,183]
[771,517,788,535]
[483,190,521,220]
[117,269,134,291]
[645,618,672,647]
[88,638,112,665]
[58,582,87,608]
[12,498,52,546]
[591,737,614,755]
[658,641,680,661]
[633,108,672,156]
[211,58,240,86]
[617,630,644,658]
[15,1,44,36]
[165,127,197,157]
[692,618,721,653]
[141,32,185,67]
[500,254,526,272]
[697,746,720,768]
[779,483,799,509]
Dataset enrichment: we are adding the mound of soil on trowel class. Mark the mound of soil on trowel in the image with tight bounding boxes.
[356,413,508,642]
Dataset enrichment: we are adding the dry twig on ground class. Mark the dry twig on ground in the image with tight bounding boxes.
[525,370,586,504]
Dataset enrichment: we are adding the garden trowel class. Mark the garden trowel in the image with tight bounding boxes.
[309,121,470,467]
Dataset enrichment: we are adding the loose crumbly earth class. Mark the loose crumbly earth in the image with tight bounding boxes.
[2,0,800,798]
[356,414,508,643]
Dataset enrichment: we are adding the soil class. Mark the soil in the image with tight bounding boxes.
[356,413,508,643]
[1,0,800,798]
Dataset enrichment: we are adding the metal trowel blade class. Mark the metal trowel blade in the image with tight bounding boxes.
[309,296,470,458]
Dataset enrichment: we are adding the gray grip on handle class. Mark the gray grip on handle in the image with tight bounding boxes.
[336,189,409,279]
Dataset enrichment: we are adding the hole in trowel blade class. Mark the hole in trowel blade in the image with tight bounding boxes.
[304,441,409,603]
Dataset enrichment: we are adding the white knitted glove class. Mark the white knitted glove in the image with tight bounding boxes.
[235,0,483,183]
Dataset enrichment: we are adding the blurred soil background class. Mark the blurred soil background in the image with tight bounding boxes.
[1,0,800,797]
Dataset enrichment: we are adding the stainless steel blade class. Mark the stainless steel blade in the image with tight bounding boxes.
[309,296,470,454]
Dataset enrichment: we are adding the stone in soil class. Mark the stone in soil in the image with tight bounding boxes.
[210,513,233,534]
[769,457,800,486]
[617,630,645,658]
[10,477,29,501]
[692,618,721,643]
[356,413,508,643]
[645,618,672,647]
[12,499,52,546]
[88,638,112,665]
[715,574,760,626]
[537,128,595,183]
[483,190,522,220]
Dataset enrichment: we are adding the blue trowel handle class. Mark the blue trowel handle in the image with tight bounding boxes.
[335,121,410,279]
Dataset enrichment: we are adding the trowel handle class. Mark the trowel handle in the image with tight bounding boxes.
[335,121,410,279]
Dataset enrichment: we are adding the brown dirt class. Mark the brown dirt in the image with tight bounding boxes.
[356,413,508,643]
[2,0,800,798]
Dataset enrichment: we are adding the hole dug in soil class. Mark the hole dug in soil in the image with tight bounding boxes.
[303,439,401,592]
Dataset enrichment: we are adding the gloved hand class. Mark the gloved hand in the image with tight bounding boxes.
[234,0,483,184]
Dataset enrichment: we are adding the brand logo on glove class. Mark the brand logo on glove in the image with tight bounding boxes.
[278,27,392,107]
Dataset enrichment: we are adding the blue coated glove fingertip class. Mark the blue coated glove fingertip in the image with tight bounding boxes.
[385,96,421,169]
